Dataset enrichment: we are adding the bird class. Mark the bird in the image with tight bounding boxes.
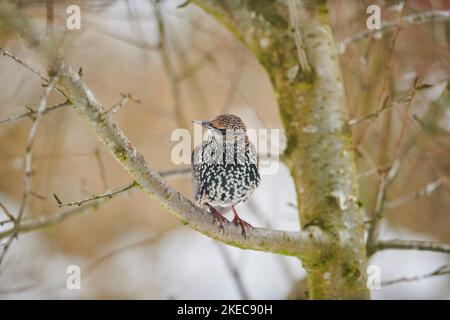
[191,114,260,234]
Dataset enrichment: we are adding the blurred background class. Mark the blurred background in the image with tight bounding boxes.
[0,0,449,299]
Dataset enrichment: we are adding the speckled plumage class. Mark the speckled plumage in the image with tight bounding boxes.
[191,114,260,232]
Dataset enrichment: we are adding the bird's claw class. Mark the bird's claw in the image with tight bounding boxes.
[207,205,228,232]
[232,216,253,236]
[214,214,228,231]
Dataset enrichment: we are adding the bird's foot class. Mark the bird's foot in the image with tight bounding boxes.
[232,215,253,236]
[206,204,228,231]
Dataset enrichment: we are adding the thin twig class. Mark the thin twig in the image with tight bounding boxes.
[155,4,187,128]
[17,77,58,223]
[0,47,48,82]
[386,177,445,210]
[366,160,401,251]
[382,264,450,286]
[349,86,418,126]
[355,145,381,180]
[94,148,109,190]
[338,10,450,53]
[0,100,70,124]
[102,93,139,116]
[373,239,450,255]
[349,96,394,126]
[54,168,191,208]
[0,201,15,222]
[0,201,101,241]
[0,168,191,242]
[356,4,407,148]
[357,168,379,179]
[55,182,136,208]
[30,191,46,201]
[393,78,420,158]
[0,76,58,270]
[0,47,69,100]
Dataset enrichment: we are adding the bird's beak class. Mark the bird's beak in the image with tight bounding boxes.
[192,120,213,129]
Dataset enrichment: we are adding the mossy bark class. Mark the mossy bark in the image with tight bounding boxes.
[194,0,369,299]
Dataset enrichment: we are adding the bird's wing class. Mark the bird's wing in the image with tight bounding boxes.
[191,143,203,204]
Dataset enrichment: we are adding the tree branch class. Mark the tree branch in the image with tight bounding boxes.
[338,10,450,53]
[0,100,70,124]
[0,47,48,82]
[0,202,95,241]
[382,264,450,286]
[54,64,325,257]
[155,4,187,128]
[372,239,450,255]
[0,76,58,269]
[102,93,140,117]
[366,159,401,254]
[0,201,15,222]
[385,177,445,210]
[0,168,193,241]
[190,0,370,298]
[54,181,137,208]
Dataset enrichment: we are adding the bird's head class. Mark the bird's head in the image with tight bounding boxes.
[193,114,247,139]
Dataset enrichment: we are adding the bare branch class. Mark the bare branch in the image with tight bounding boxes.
[94,148,109,189]
[158,167,192,179]
[373,239,450,255]
[338,10,450,54]
[17,77,58,223]
[0,47,69,101]
[0,168,192,242]
[102,93,139,117]
[366,86,432,254]
[55,182,136,208]
[349,96,395,126]
[386,177,445,210]
[0,201,15,222]
[366,160,401,251]
[355,145,380,180]
[349,87,419,126]
[55,167,191,207]
[382,264,450,286]
[0,47,48,82]
[354,5,407,149]
[0,201,100,241]
[155,4,187,128]
[0,100,70,124]
[30,191,46,201]
[0,76,58,269]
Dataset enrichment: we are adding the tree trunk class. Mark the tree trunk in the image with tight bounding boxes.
[194,0,369,299]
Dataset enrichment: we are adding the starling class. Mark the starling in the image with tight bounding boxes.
[191,114,260,234]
